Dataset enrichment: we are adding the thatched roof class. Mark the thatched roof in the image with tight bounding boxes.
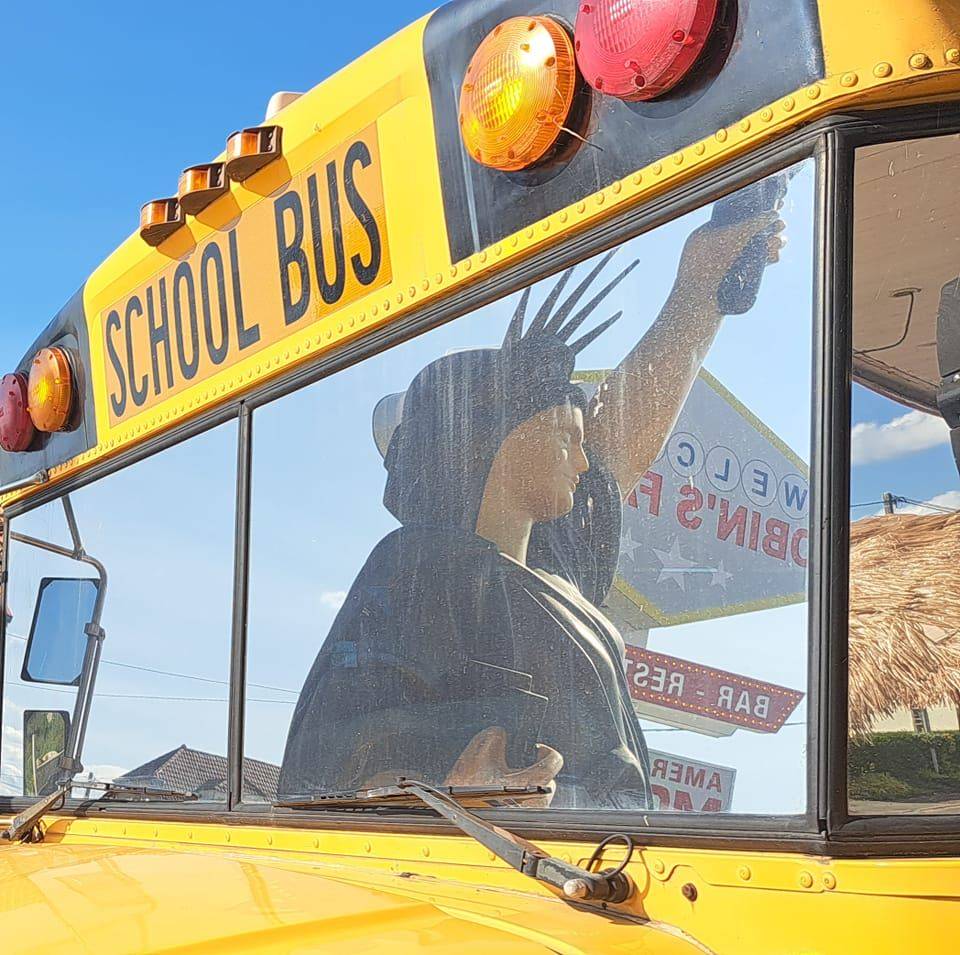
[849,510,960,734]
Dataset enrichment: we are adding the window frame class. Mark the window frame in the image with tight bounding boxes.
[825,106,960,851]
[0,403,243,816]
[0,118,861,852]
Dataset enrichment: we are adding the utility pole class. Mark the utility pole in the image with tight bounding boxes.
[882,492,896,514]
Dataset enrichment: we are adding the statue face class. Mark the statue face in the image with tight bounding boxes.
[484,402,590,523]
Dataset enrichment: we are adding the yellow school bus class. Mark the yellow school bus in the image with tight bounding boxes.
[3,0,960,951]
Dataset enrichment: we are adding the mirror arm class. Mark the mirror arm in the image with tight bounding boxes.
[5,507,109,826]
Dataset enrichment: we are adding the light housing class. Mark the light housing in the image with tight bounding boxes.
[0,373,34,452]
[225,125,282,181]
[178,162,228,215]
[139,198,183,247]
[574,0,719,101]
[459,16,577,171]
[28,347,73,433]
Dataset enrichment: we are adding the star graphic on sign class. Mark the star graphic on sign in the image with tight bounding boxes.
[710,560,733,589]
[652,538,696,591]
[619,524,643,564]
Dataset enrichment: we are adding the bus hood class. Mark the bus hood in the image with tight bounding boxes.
[0,838,706,954]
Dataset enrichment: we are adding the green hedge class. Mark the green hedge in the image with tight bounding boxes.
[849,732,960,799]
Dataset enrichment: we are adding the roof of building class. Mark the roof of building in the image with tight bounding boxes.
[115,745,280,800]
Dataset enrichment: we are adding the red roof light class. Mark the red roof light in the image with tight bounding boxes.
[574,0,719,101]
[0,373,34,452]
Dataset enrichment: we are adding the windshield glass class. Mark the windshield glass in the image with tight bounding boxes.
[1,422,238,801]
[243,158,816,815]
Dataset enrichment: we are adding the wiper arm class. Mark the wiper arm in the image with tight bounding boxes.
[2,779,199,842]
[277,779,636,906]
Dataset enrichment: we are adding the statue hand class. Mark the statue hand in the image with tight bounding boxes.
[444,726,563,807]
[672,209,786,314]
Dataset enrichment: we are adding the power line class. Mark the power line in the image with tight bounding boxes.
[9,681,293,705]
[4,631,298,696]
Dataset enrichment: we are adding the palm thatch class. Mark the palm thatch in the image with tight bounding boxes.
[849,510,960,735]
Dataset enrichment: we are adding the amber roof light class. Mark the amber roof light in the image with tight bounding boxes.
[460,16,578,171]
[28,347,73,433]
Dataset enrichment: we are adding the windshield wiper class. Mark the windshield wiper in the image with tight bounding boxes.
[85,780,198,802]
[277,778,636,906]
[2,779,199,842]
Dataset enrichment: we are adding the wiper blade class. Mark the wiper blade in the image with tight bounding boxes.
[85,780,198,802]
[277,778,636,907]
[276,782,546,810]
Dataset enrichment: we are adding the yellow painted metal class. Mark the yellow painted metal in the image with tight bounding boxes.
[0,814,957,953]
[5,1,960,506]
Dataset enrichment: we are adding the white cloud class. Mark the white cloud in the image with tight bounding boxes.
[851,410,949,466]
[319,591,347,611]
[885,490,960,515]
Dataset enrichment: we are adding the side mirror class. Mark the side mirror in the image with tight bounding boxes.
[22,710,71,796]
[936,276,960,475]
[21,577,100,686]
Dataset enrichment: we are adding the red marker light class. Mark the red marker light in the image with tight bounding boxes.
[0,373,34,451]
[574,0,719,101]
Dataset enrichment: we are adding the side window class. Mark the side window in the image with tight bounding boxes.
[849,134,960,814]
[245,160,815,814]
[1,422,237,801]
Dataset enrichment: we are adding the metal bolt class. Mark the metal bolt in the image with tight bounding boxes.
[738,865,752,881]
[948,48,960,65]
[910,53,933,70]
[874,62,893,78]
[421,846,430,857]
[823,873,837,890]
[652,859,665,874]
[799,871,813,888]
[564,878,591,900]
[681,883,698,901]
[840,72,858,87]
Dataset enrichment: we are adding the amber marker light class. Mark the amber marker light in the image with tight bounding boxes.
[139,197,182,247]
[459,16,577,171]
[28,347,73,433]
[178,161,229,215]
[0,373,34,451]
[225,125,282,181]
[575,0,719,101]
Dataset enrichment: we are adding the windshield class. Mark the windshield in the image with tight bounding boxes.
[242,159,817,815]
[1,423,239,801]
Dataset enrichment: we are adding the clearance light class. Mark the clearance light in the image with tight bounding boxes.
[459,16,577,171]
[574,0,719,101]
[225,125,282,182]
[178,162,228,215]
[28,347,73,433]
[139,198,182,247]
[0,373,34,452]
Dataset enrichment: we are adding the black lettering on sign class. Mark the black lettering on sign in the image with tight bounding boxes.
[307,163,346,305]
[200,242,230,365]
[173,262,200,381]
[106,309,127,418]
[147,279,175,396]
[275,190,311,326]
[344,140,382,286]
[125,295,148,407]
[229,229,260,350]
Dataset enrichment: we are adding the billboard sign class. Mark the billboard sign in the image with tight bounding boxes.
[580,368,809,628]
[626,646,804,737]
[647,749,736,813]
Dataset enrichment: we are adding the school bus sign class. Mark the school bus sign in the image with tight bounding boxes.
[100,125,391,426]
